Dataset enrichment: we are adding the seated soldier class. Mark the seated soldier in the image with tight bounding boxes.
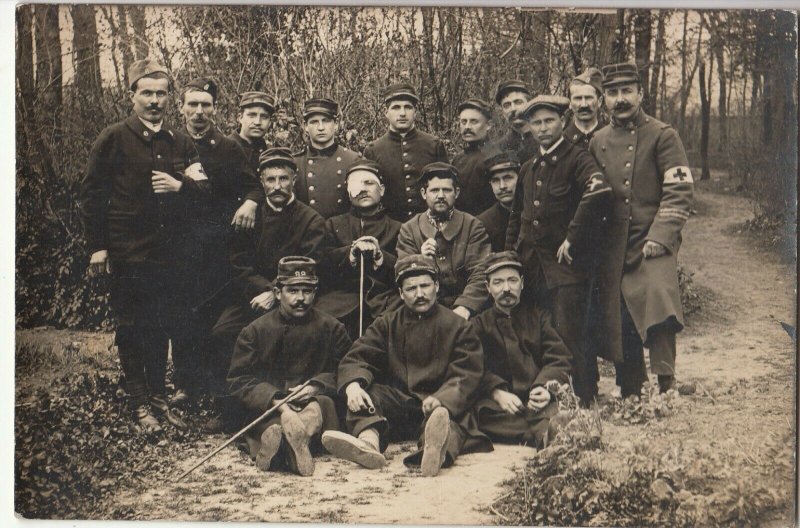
[227,257,351,476]
[315,161,402,334]
[471,251,572,448]
[321,255,492,477]
[396,162,491,320]
[477,152,520,252]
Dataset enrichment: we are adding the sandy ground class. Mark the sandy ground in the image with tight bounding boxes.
[47,182,799,523]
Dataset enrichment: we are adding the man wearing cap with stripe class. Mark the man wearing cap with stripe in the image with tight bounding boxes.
[477,152,520,252]
[495,80,538,165]
[363,82,449,222]
[396,162,492,321]
[229,91,276,172]
[206,147,326,432]
[315,161,401,331]
[565,68,607,149]
[81,58,209,431]
[322,254,491,477]
[506,94,612,406]
[589,62,694,397]
[294,98,360,219]
[452,98,502,216]
[170,77,266,404]
[227,256,351,476]
[471,251,571,447]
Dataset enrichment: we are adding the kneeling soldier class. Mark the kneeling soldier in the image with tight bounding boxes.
[471,252,571,448]
[322,254,491,477]
[227,257,351,476]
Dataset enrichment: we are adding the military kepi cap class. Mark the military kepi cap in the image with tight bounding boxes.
[494,80,531,104]
[395,254,438,285]
[303,98,339,119]
[128,58,168,90]
[185,77,218,101]
[601,62,640,88]
[485,152,520,175]
[347,160,384,183]
[419,162,460,188]
[457,98,493,119]
[520,95,570,118]
[259,147,297,171]
[276,256,319,287]
[483,251,523,277]
[570,68,604,95]
[382,82,419,105]
[239,91,276,113]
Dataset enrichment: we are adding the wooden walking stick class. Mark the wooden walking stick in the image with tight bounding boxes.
[174,380,312,482]
[358,252,365,337]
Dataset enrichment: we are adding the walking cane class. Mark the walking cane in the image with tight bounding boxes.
[358,252,365,337]
[174,380,312,482]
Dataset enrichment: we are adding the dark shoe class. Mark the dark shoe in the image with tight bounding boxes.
[620,385,643,399]
[150,395,188,429]
[421,407,450,477]
[134,405,162,433]
[658,375,675,394]
[202,413,225,434]
[321,431,386,469]
[255,424,284,472]
[170,389,191,406]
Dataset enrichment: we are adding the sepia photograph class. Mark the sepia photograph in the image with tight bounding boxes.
[13,3,797,525]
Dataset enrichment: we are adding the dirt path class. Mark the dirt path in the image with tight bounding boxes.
[105,183,796,523]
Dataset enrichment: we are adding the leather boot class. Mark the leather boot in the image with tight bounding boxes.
[281,404,321,477]
[321,430,386,469]
[256,424,284,472]
[133,405,162,433]
[150,395,188,430]
[658,375,675,393]
[421,407,450,477]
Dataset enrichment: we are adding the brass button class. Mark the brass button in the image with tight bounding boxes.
[337,199,342,203]
[405,174,411,179]
[624,198,630,204]
[536,180,542,186]
[337,184,342,189]
[337,170,342,175]
[403,152,408,157]
[540,161,546,167]
[407,198,412,203]
[624,179,629,186]
[533,220,539,226]
[406,187,411,191]
[308,160,314,165]
[625,162,631,168]
[336,157,341,162]
[310,199,316,204]
[533,200,540,206]
[309,186,315,191]
[402,141,407,146]
[627,145,633,151]
[404,163,409,168]
[308,173,314,178]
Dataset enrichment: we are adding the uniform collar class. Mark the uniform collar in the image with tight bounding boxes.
[127,114,175,143]
[190,126,223,148]
[388,127,418,141]
[463,138,489,152]
[540,136,565,156]
[235,132,268,150]
[276,305,315,325]
[491,304,514,319]
[571,118,598,136]
[403,302,438,320]
[265,194,296,213]
[418,208,465,241]
[611,108,648,129]
[533,136,570,166]
[350,203,386,219]
[307,141,338,157]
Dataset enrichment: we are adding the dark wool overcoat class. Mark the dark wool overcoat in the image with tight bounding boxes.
[294,143,361,219]
[477,202,511,252]
[452,139,502,216]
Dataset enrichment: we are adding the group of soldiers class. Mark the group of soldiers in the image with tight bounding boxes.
[80,57,693,477]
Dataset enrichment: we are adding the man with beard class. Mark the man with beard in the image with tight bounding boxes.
[228,91,275,174]
[322,254,492,477]
[477,152,520,252]
[363,82,449,222]
[227,257,351,476]
[471,252,571,448]
[396,163,491,320]
[495,80,538,165]
[589,63,694,397]
[170,78,265,404]
[565,68,606,149]
[294,98,360,219]
[452,98,501,216]
[506,95,612,407]
[315,161,402,333]
[81,59,209,431]
[207,148,326,431]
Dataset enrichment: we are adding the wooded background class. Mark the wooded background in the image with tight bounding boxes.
[15,6,797,329]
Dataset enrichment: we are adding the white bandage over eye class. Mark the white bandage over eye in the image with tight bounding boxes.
[347,171,381,198]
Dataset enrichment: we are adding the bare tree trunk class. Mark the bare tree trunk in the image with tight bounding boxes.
[633,10,652,109]
[129,5,149,59]
[72,5,102,97]
[647,10,666,116]
[34,4,63,135]
[611,9,626,63]
[709,13,727,152]
[16,5,34,112]
[678,11,689,135]
[699,61,711,181]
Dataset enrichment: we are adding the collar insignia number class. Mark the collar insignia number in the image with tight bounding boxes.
[294,270,306,276]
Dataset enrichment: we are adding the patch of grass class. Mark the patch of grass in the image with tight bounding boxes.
[315,505,349,524]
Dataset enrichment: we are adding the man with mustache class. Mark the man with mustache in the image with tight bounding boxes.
[477,152,520,252]
[294,98,360,219]
[169,78,266,405]
[471,252,571,448]
[589,63,694,397]
[506,95,612,407]
[565,68,606,149]
[81,59,210,432]
[315,161,402,333]
[363,82,449,222]
[206,148,326,432]
[228,91,275,174]
[452,98,502,216]
[322,254,492,476]
[494,80,538,165]
[227,257,351,476]
[396,163,492,321]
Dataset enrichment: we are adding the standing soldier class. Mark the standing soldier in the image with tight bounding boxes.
[170,78,265,404]
[589,63,694,397]
[294,98,360,219]
[565,68,606,149]
[452,98,501,216]
[477,152,520,252]
[228,91,275,172]
[363,82,448,222]
[81,59,209,431]
[506,95,612,406]
[494,80,538,164]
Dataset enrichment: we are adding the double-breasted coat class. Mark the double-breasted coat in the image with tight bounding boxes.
[589,110,694,357]
[294,143,361,219]
[396,210,491,314]
[452,140,502,216]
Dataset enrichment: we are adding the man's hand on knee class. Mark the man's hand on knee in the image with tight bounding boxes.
[492,388,524,415]
[345,382,374,413]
